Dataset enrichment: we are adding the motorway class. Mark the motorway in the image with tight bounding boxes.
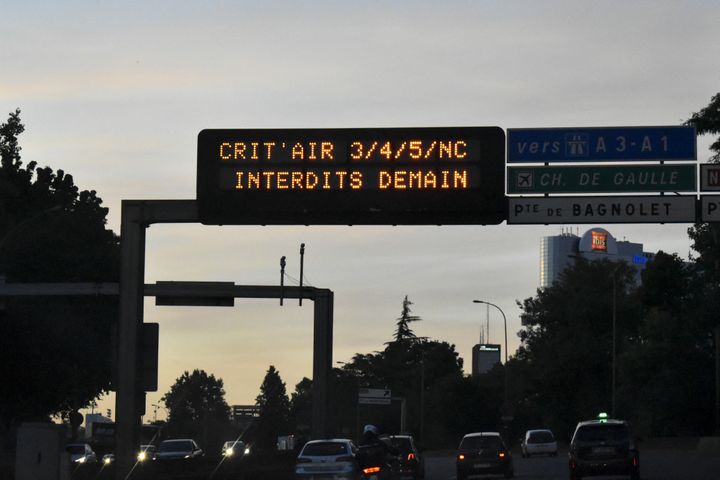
[423,447,720,480]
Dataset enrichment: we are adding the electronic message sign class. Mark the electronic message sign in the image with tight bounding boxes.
[197,127,506,225]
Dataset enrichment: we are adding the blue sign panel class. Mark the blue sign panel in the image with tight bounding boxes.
[507,126,696,163]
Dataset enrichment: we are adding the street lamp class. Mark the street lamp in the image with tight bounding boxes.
[473,300,508,409]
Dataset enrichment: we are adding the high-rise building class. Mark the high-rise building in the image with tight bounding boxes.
[471,343,501,377]
[539,227,653,288]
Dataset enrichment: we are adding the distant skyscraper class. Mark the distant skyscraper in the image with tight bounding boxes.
[472,344,501,377]
[539,228,653,288]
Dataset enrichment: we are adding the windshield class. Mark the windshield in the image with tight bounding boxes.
[459,436,503,450]
[528,431,555,443]
[391,437,413,454]
[159,441,193,452]
[302,442,348,456]
[65,445,85,455]
[575,425,629,443]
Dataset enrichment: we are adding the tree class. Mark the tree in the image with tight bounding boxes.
[393,295,422,342]
[161,369,231,450]
[0,109,119,444]
[514,258,640,438]
[687,91,720,163]
[253,366,291,451]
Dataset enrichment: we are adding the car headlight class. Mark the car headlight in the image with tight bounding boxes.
[184,455,191,459]
[103,457,112,465]
[78,457,86,464]
[244,447,250,455]
[225,448,234,456]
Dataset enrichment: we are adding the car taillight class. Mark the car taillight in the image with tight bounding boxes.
[296,457,312,463]
[363,466,381,474]
[632,456,638,467]
[407,453,415,461]
[458,454,465,461]
[498,451,506,458]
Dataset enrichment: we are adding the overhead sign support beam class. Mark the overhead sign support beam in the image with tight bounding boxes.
[114,199,333,480]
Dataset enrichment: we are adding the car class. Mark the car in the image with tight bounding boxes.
[156,439,204,461]
[221,440,249,458]
[521,429,558,458]
[65,443,98,464]
[137,444,157,462]
[388,434,425,479]
[102,453,114,465]
[568,417,639,480]
[456,432,513,479]
[295,438,358,480]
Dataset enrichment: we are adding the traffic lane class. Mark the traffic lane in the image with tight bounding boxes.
[424,452,566,480]
[424,447,720,480]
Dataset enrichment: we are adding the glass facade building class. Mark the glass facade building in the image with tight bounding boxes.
[540,228,653,288]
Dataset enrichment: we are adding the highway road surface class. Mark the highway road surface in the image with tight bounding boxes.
[424,446,719,480]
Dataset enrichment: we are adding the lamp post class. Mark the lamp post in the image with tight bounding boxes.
[473,300,508,409]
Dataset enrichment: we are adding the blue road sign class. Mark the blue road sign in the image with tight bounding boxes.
[507,126,696,163]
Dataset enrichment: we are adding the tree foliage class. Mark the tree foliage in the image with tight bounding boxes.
[686,91,720,162]
[393,295,422,342]
[253,366,291,451]
[513,258,640,437]
[161,369,231,450]
[0,110,119,442]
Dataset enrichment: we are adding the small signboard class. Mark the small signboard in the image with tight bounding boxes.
[507,126,696,163]
[507,164,696,194]
[700,164,720,192]
[358,397,392,405]
[358,388,392,405]
[359,388,392,399]
[508,196,696,224]
[701,196,720,222]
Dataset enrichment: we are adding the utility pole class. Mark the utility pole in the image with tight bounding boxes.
[612,273,617,418]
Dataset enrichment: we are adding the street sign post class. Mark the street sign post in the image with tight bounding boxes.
[507,126,696,163]
[700,164,720,192]
[508,196,697,224]
[507,164,696,194]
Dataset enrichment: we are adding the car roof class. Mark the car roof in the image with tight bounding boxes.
[463,432,501,438]
[304,438,352,444]
[526,429,553,434]
[389,434,413,439]
[161,438,195,443]
[576,419,627,428]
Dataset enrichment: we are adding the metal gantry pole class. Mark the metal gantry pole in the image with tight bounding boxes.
[612,274,617,418]
[115,201,147,480]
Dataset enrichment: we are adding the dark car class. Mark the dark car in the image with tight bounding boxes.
[156,439,204,461]
[389,435,424,479]
[568,419,639,480]
[456,432,513,479]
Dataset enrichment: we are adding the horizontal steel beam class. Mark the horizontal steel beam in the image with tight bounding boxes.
[0,281,321,300]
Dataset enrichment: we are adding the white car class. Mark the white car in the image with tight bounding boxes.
[295,438,357,480]
[521,429,558,457]
[65,443,98,464]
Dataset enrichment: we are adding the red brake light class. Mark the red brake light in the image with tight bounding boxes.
[632,456,638,467]
[363,466,381,474]
[407,453,415,461]
[498,452,506,458]
[458,454,465,461]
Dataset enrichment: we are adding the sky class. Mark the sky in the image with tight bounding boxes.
[2,0,719,423]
